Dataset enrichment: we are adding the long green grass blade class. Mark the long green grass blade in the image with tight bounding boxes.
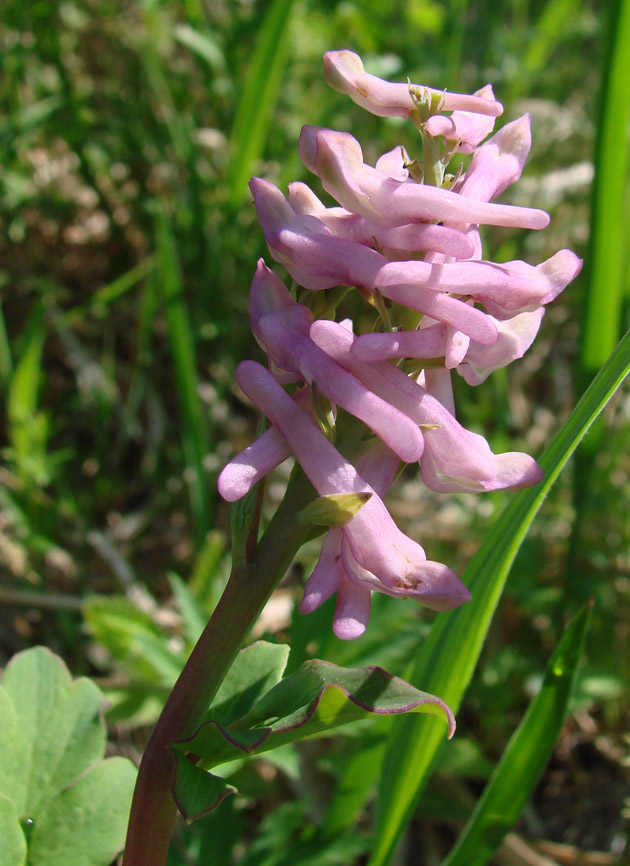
[227,0,296,206]
[369,327,630,866]
[7,303,45,475]
[441,603,591,866]
[173,24,225,72]
[580,0,630,384]
[521,0,582,82]
[0,303,13,390]
[156,212,212,543]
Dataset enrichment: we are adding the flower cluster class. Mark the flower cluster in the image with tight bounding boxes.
[218,51,582,639]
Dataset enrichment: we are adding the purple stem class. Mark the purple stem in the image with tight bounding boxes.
[122,473,315,866]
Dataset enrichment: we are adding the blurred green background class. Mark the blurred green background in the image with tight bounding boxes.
[0,0,628,863]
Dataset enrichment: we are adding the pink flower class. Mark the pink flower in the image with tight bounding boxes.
[351,309,547,385]
[249,260,424,463]
[297,126,550,230]
[235,360,471,627]
[375,249,583,320]
[323,50,503,120]
[287,181,475,259]
[310,320,543,494]
[425,85,499,153]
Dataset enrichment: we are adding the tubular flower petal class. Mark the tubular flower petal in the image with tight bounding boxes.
[425,85,499,153]
[323,50,503,119]
[375,250,583,319]
[457,308,546,385]
[458,114,533,203]
[297,126,550,230]
[287,181,475,259]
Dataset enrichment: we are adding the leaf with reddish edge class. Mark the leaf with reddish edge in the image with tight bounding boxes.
[171,757,237,823]
[170,661,454,821]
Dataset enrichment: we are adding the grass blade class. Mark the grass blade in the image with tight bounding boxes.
[441,603,592,866]
[368,327,630,866]
[173,24,225,72]
[227,0,297,206]
[156,211,212,544]
[579,0,630,386]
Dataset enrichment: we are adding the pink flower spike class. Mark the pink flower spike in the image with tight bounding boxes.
[458,308,546,385]
[323,50,503,119]
[425,85,499,153]
[298,126,549,231]
[236,360,470,611]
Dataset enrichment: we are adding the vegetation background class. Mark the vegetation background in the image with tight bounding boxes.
[0,0,628,863]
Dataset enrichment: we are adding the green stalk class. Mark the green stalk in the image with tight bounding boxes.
[122,472,314,866]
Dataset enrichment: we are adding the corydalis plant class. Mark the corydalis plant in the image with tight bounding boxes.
[219,50,582,639]
[122,52,586,866]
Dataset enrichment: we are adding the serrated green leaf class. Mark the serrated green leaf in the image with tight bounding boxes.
[441,604,591,866]
[369,328,630,866]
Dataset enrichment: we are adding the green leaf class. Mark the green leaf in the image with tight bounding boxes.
[84,594,184,686]
[0,794,26,866]
[0,647,136,866]
[298,492,372,527]
[168,573,209,645]
[171,757,238,822]
[27,758,137,866]
[209,640,290,726]
[0,647,105,817]
[441,604,592,866]
[0,303,12,391]
[369,328,630,866]
[171,661,454,820]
